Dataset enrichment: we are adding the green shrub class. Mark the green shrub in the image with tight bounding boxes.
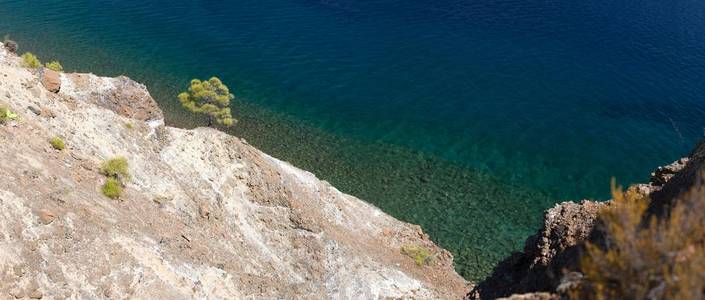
[0,106,20,124]
[575,178,705,299]
[101,177,122,199]
[100,157,130,182]
[178,77,236,127]
[124,122,134,130]
[401,245,436,267]
[99,157,129,199]
[44,60,63,72]
[21,52,41,69]
[49,137,65,150]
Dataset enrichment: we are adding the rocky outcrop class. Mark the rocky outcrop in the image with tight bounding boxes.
[467,200,604,299]
[650,157,689,187]
[0,46,468,298]
[59,73,162,122]
[469,145,701,299]
[648,141,705,217]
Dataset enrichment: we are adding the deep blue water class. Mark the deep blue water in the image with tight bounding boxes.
[2,0,704,279]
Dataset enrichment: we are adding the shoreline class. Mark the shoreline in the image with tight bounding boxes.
[1,30,682,281]
[0,46,470,297]
[0,34,575,280]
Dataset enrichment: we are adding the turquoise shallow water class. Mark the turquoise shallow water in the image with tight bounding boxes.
[1,0,704,280]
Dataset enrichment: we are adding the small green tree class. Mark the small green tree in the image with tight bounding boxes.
[178,77,235,127]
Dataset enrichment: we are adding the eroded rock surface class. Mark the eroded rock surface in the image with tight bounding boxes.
[60,73,162,121]
[467,200,604,299]
[648,141,705,217]
[0,46,468,299]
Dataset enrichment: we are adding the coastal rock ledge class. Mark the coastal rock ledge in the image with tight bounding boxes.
[0,46,468,298]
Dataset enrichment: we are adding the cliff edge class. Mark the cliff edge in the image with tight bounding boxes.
[468,140,704,299]
[0,46,468,299]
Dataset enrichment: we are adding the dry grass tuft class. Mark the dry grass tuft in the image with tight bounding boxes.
[575,177,705,299]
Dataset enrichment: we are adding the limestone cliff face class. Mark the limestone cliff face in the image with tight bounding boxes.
[0,46,468,299]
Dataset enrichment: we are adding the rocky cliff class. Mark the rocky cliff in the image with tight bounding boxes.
[468,140,704,299]
[0,46,468,298]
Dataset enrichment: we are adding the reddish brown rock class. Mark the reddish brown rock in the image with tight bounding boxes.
[37,210,57,225]
[40,69,61,93]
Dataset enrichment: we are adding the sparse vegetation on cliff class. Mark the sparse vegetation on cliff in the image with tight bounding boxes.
[100,157,130,199]
[401,245,436,266]
[0,106,20,124]
[45,60,63,71]
[101,177,122,199]
[49,137,65,150]
[575,177,705,299]
[178,77,235,127]
[21,52,41,69]
[100,156,130,182]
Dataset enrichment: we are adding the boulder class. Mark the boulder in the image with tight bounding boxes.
[40,69,61,93]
